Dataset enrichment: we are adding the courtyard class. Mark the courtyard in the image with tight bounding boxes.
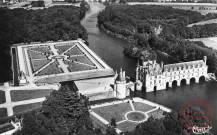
[90,98,171,133]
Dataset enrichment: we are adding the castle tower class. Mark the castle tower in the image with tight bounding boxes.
[135,60,139,81]
[115,68,127,99]
[203,56,207,65]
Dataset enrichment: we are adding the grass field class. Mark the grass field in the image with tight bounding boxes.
[0,108,7,118]
[13,102,42,114]
[0,90,5,104]
[189,37,217,50]
[10,89,54,102]
[128,2,217,15]
[188,18,217,27]
[133,102,156,112]
[92,102,132,122]
[147,108,165,119]
[36,61,63,76]
[117,121,138,132]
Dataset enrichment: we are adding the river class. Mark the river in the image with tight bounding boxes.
[82,3,217,133]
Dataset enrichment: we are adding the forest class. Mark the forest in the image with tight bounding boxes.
[0,4,88,83]
[97,5,217,75]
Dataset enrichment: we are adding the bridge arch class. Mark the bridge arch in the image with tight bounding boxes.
[199,75,206,82]
[190,77,196,83]
[154,86,157,92]
[181,78,187,85]
[172,80,177,87]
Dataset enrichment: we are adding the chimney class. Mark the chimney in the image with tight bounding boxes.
[161,61,164,68]
[123,71,126,80]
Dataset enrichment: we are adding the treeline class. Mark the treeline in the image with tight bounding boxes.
[0,5,88,83]
[97,5,217,75]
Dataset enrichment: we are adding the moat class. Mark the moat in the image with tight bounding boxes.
[82,3,217,133]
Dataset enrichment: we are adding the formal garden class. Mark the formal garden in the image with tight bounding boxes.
[64,60,96,72]
[0,90,5,104]
[65,46,84,56]
[31,59,51,73]
[91,98,168,132]
[27,50,47,60]
[55,44,75,54]
[36,61,63,76]
[68,55,95,66]
[30,46,53,55]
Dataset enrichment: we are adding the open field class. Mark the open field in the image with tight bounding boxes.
[0,91,5,104]
[92,102,132,122]
[188,18,217,27]
[128,2,217,15]
[10,89,54,102]
[188,37,217,50]
[13,102,42,114]
[0,108,7,118]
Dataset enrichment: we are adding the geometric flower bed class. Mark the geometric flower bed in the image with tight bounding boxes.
[26,42,97,76]
[0,90,5,104]
[90,98,171,133]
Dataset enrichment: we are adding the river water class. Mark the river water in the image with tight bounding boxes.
[82,3,217,133]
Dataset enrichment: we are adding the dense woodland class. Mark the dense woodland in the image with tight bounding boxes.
[97,5,217,75]
[0,3,89,83]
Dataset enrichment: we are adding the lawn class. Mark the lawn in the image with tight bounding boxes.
[65,60,96,72]
[36,61,63,76]
[90,115,107,133]
[189,37,217,50]
[133,102,156,112]
[117,121,138,132]
[0,90,5,104]
[28,50,46,60]
[13,102,42,114]
[31,59,51,72]
[30,46,52,55]
[147,108,165,119]
[65,46,83,56]
[55,44,74,54]
[92,102,132,122]
[10,89,54,102]
[127,112,146,122]
[68,55,95,66]
[188,18,217,27]
[0,108,7,118]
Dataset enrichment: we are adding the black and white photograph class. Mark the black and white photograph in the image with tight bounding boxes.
[0,0,217,134]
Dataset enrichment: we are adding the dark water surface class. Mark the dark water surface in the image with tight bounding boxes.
[82,4,217,133]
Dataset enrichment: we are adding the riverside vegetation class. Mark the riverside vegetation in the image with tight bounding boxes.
[97,4,217,76]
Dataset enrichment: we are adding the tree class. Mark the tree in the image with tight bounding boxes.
[15,85,93,135]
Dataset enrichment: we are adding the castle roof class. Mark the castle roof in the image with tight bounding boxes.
[164,60,204,70]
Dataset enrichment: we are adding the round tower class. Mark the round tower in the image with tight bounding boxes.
[115,68,127,99]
